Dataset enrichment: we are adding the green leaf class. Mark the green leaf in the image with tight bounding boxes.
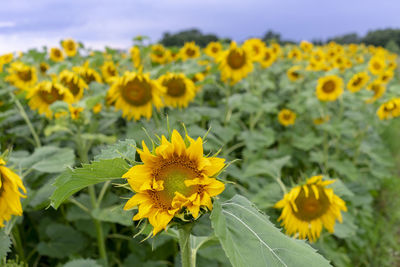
[0,230,11,259]
[81,133,117,144]
[244,156,291,179]
[92,204,134,226]
[211,195,331,267]
[50,158,129,209]
[63,259,102,267]
[94,139,136,161]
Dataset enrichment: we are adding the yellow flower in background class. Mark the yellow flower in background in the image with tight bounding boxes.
[287,65,302,82]
[69,105,84,120]
[355,55,364,64]
[260,47,277,68]
[92,103,102,114]
[347,72,369,93]
[242,38,266,62]
[107,71,164,120]
[61,39,78,57]
[217,41,253,85]
[190,72,205,92]
[271,43,282,57]
[129,46,141,68]
[275,175,347,242]
[49,47,64,62]
[39,62,49,74]
[101,61,118,83]
[278,109,296,126]
[73,62,102,84]
[59,70,88,102]
[5,62,37,90]
[0,158,27,228]
[376,98,400,120]
[366,80,386,103]
[287,48,302,61]
[204,42,223,59]
[313,115,330,125]
[158,72,196,108]
[179,42,201,61]
[368,56,386,75]
[387,60,397,71]
[300,40,313,52]
[316,75,343,101]
[378,70,394,84]
[123,130,225,235]
[150,44,170,64]
[0,53,13,65]
[26,81,74,118]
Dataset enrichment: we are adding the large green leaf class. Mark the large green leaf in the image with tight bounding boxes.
[50,158,129,209]
[92,204,134,226]
[94,139,136,161]
[211,195,331,267]
[63,259,102,267]
[244,156,291,179]
[0,230,11,259]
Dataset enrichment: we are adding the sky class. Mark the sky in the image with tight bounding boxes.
[0,0,400,53]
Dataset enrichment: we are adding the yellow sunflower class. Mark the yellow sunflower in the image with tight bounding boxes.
[59,70,88,102]
[287,66,303,82]
[123,130,225,235]
[271,43,282,57]
[92,103,102,114]
[287,48,302,61]
[376,98,400,120]
[0,158,27,227]
[26,81,74,118]
[101,61,118,83]
[73,62,102,84]
[49,47,64,62]
[366,80,386,103]
[158,72,196,108]
[316,75,343,101]
[368,56,386,75]
[300,41,313,52]
[179,42,201,61]
[217,42,253,85]
[0,53,13,65]
[313,115,330,125]
[150,44,170,64]
[5,62,37,90]
[61,39,78,57]
[242,38,266,62]
[347,72,369,93]
[278,109,296,126]
[378,70,394,84]
[204,42,223,59]
[191,72,205,92]
[275,175,347,242]
[107,71,164,120]
[260,47,277,68]
[129,46,141,68]
[39,62,49,74]
[69,105,84,120]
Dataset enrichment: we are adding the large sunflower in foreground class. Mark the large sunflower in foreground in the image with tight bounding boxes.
[27,81,74,118]
[275,175,347,242]
[61,39,78,57]
[217,42,253,85]
[316,75,343,101]
[107,71,164,120]
[179,42,201,61]
[49,47,64,62]
[158,72,196,108]
[347,72,369,93]
[0,158,27,227]
[123,130,225,235]
[5,62,37,90]
[59,70,88,102]
[377,98,400,120]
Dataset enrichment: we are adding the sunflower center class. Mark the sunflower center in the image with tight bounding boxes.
[291,71,299,78]
[371,85,380,94]
[352,77,363,87]
[211,47,219,53]
[283,113,292,120]
[227,50,246,69]
[17,70,32,82]
[62,80,80,96]
[39,87,64,104]
[373,62,381,70]
[83,72,96,84]
[322,80,336,93]
[293,186,330,221]
[66,41,75,51]
[121,78,152,106]
[264,52,271,61]
[108,66,116,76]
[384,102,396,112]
[186,48,196,57]
[54,49,61,58]
[253,45,260,54]
[164,78,186,97]
[40,64,48,73]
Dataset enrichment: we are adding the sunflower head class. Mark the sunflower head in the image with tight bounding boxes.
[123,130,226,235]
[129,46,141,68]
[316,75,343,102]
[50,48,65,62]
[158,72,196,108]
[101,61,118,83]
[275,175,347,242]
[378,70,394,84]
[59,70,88,102]
[39,62,50,74]
[376,98,400,120]
[242,38,267,62]
[204,42,223,59]
[151,44,170,64]
[278,109,296,126]
[347,72,369,93]
[366,80,386,103]
[69,105,84,120]
[300,41,313,52]
[287,66,303,82]
[0,53,13,65]
[179,42,201,61]
[368,56,386,75]
[313,115,330,125]
[288,48,302,61]
[260,47,277,68]
[5,62,37,90]
[61,39,78,57]
[72,64,103,84]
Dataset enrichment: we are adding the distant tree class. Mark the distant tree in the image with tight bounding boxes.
[327,33,360,44]
[385,39,400,53]
[159,29,219,47]
[262,30,281,44]
[362,28,400,47]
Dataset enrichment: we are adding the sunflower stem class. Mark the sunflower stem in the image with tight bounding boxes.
[178,223,195,267]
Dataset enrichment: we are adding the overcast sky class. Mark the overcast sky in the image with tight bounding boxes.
[0,0,399,53]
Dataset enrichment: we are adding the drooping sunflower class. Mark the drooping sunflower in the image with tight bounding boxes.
[39,62,49,74]
[275,175,347,242]
[59,70,88,102]
[107,71,164,120]
[61,39,78,57]
[316,75,343,101]
[5,62,37,90]
[158,72,196,108]
[0,158,27,227]
[26,81,74,118]
[287,66,303,82]
[278,109,296,126]
[69,105,84,120]
[368,56,386,75]
[101,61,118,83]
[72,62,102,84]
[123,130,225,235]
[129,46,141,68]
[217,42,253,85]
[347,72,369,93]
[49,47,64,62]
[204,42,223,59]
[150,44,170,64]
[179,42,201,61]
[260,47,277,68]
[366,80,386,103]
[376,98,400,120]
[242,38,267,62]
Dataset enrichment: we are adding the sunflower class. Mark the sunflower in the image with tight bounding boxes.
[101,61,118,83]
[39,62,49,74]
[300,41,313,52]
[49,47,64,62]
[191,72,205,92]
[271,43,282,57]
[310,49,325,64]
[287,66,302,82]
[129,46,141,68]
[313,115,330,125]
[275,175,347,242]
[376,98,400,120]
[179,42,201,61]
[5,62,37,90]
[288,48,302,61]
[69,105,84,120]
[150,44,170,64]
[59,70,88,102]
[107,71,164,120]
[378,70,394,84]
[366,80,386,103]
[260,47,277,68]
[217,42,253,85]
[26,81,74,118]
[61,39,78,57]
[92,103,102,114]
[204,42,223,59]
[158,72,196,108]
[0,158,27,227]
[242,38,266,62]
[316,75,343,101]
[123,130,225,235]
[278,109,296,126]
[347,72,369,93]
[73,62,102,84]
[0,53,13,65]
[368,56,386,75]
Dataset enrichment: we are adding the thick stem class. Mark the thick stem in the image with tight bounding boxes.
[178,223,195,267]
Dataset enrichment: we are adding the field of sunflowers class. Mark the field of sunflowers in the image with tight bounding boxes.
[0,37,399,267]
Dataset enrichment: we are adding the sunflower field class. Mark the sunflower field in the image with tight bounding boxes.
[0,37,399,267]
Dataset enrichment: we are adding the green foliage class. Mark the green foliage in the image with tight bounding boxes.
[63,259,102,267]
[160,29,220,47]
[0,231,12,260]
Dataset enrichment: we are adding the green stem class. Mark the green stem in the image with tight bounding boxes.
[10,93,41,148]
[12,226,25,262]
[178,223,195,267]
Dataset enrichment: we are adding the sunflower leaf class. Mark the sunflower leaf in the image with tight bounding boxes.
[211,195,331,267]
[50,158,129,209]
[0,230,11,259]
[94,139,136,161]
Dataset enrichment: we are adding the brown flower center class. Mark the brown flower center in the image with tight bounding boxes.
[164,77,186,97]
[227,50,246,69]
[61,79,80,96]
[186,48,196,57]
[53,49,62,58]
[121,77,152,106]
[264,52,271,61]
[39,87,64,104]
[293,185,330,221]
[352,77,363,87]
[17,70,32,82]
[322,80,336,93]
[211,46,219,53]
